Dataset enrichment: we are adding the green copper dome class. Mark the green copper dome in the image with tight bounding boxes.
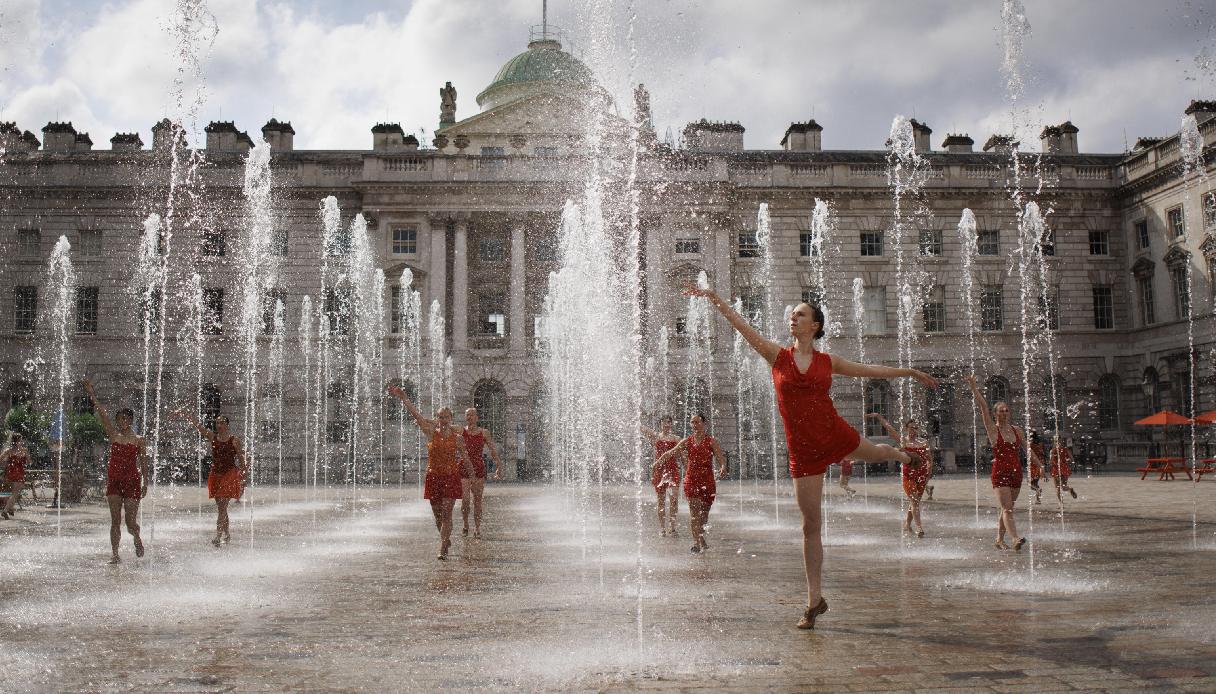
[476,39,597,108]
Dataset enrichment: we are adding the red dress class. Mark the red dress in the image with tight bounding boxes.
[771,348,860,478]
[902,444,930,498]
[424,428,463,500]
[652,439,680,493]
[461,428,487,479]
[682,436,718,504]
[1029,442,1046,481]
[990,428,1023,489]
[5,450,27,484]
[208,437,243,500]
[1050,445,1073,479]
[106,441,143,499]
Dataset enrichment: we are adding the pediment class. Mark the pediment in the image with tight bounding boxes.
[1130,256,1155,277]
[1162,245,1191,266]
[1200,234,1214,258]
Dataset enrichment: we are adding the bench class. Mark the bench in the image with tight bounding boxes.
[1194,458,1216,481]
[1137,457,1191,481]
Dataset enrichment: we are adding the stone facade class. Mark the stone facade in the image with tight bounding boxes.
[0,36,1213,481]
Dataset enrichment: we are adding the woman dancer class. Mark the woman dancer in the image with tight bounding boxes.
[655,413,726,553]
[387,384,473,560]
[461,407,503,539]
[1,433,29,519]
[684,289,936,629]
[1049,435,1078,499]
[868,414,931,537]
[837,459,857,498]
[966,376,1043,550]
[171,409,249,546]
[642,415,683,536]
[84,379,149,564]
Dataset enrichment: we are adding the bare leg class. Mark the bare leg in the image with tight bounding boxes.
[687,498,706,550]
[438,498,455,558]
[998,487,1021,544]
[3,481,18,515]
[460,478,472,535]
[910,496,923,533]
[667,488,678,533]
[107,495,123,562]
[655,489,666,533]
[430,499,443,533]
[471,478,485,536]
[793,474,824,609]
[214,498,230,545]
[844,437,911,465]
[123,498,144,557]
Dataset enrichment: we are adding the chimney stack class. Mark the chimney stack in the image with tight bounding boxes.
[110,133,144,151]
[982,134,1019,155]
[1039,124,1061,154]
[910,119,932,152]
[261,119,295,151]
[941,133,973,153]
[41,122,77,151]
[781,119,823,152]
[682,119,745,152]
[371,123,407,151]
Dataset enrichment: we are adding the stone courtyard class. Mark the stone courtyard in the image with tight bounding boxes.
[1,475,1212,692]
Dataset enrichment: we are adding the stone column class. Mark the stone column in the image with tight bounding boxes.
[509,219,527,353]
[428,215,447,332]
[453,217,469,352]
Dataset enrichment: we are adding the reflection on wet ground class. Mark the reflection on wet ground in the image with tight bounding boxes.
[0,476,1212,692]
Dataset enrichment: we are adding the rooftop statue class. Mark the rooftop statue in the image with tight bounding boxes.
[440,81,457,125]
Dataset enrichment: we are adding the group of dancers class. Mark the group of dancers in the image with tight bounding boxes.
[0,285,1083,630]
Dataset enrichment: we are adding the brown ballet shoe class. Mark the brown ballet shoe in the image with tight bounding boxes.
[134,537,145,558]
[108,554,121,565]
[994,539,1009,550]
[916,529,925,538]
[797,598,828,630]
[1014,537,1027,551]
[210,535,222,548]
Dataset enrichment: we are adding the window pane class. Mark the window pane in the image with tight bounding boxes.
[17,230,39,258]
[14,286,37,333]
[1168,208,1185,238]
[919,230,942,256]
[78,230,103,258]
[202,230,226,257]
[863,287,886,335]
[1138,276,1155,325]
[203,288,224,334]
[1088,230,1109,255]
[1172,267,1190,319]
[978,230,999,256]
[1098,378,1119,429]
[75,287,99,335]
[799,232,817,257]
[860,232,883,257]
[923,285,945,332]
[737,232,760,258]
[1092,286,1114,329]
[675,238,700,254]
[479,237,506,262]
[392,226,417,254]
[980,285,1003,331]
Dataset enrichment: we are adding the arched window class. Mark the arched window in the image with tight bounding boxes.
[1098,375,1120,430]
[472,379,507,441]
[385,378,418,421]
[985,376,1010,407]
[864,380,890,437]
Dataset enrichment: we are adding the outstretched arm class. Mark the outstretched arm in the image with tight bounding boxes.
[711,438,728,480]
[656,437,690,464]
[83,379,115,438]
[866,413,902,442]
[386,384,435,436]
[830,356,938,389]
[170,407,215,441]
[639,425,659,444]
[683,285,783,366]
[965,375,997,445]
[484,430,504,481]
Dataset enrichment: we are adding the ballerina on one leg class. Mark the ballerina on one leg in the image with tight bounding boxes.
[867,413,932,537]
[683,287,937,629]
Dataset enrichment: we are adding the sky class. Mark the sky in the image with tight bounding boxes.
[0,0,1213,153]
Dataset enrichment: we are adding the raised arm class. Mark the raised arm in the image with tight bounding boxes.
[170,407,215,441]
[711,438,728,479]
[866,413,902,442]
[830,356,938,389]
[684,285,783,365]
[965,375,997,445]
[386,384,435,435]
[483,428,504,481]
[83,379,115,437]
[639,425,659,444]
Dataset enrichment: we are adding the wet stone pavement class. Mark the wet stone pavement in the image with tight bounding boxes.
[0,474,1213,692]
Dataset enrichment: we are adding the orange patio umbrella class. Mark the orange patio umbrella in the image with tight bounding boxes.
[1134,410,1192,458]
[1193,410,1215,425]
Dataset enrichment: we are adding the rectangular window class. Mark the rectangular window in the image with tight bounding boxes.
[860,232,883,257]
[1036,291,1059,331]
[737,231,760,258]
[923,285,946,333]
[75,287,99,335]
[977,230,1000,256]
[390,286,403,334]
[1092,286,1114,329]
[1088,230,1109,255]
[1135,220,1150,250]
[325,287,352,335]
[480,146,505,156]
[919,230,943,257]
[980,285,1003,331]
[202,230,226,257]
[799,232,818,257]
[202,288,224,335]
[674,316,688,336]
[1171,266,1190,320]
[1168,207,1185,238]
[261,289,286,335]
[863,286,886,335]
[1098,379,1119,429]
[1204,192,1216,230]
[77,230,103,258]
[478,237,506,262]
[270,228,289,257]
[392,226,417,254]
[17,229,39,258]
[13,286,37,333]
[1137,276,1155,325]
[1039,229,1055,256]
[479,293,507,336]
[141,288,162,336]
[675,237,701,255]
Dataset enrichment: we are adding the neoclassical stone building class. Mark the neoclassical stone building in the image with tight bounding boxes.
[0,32,1213,480]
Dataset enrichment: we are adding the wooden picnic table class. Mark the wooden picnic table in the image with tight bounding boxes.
[1194,458,1216,481]
[1137,457,1192,481]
